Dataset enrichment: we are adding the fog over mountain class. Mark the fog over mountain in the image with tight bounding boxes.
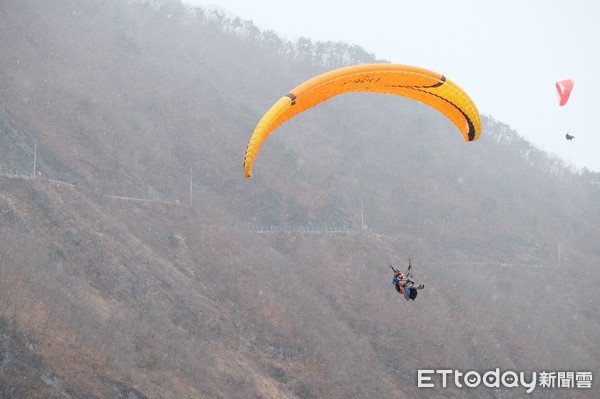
[0,1,598,398]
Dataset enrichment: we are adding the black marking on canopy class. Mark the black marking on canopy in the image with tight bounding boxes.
[387,76,476,141]
[285,93,297,105]
[431,75,446,88]
[388,74,446,90]
[410,86,476,141]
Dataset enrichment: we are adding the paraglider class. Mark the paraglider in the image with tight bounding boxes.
[556,79,575,141]
[390,260,424,302]
[243,63,481,178]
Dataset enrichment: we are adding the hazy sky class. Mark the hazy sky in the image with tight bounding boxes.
[184,0,600,172]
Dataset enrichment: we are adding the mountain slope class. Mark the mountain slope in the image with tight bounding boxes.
[0,0,598,398]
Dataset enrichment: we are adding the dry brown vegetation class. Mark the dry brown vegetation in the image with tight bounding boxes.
[0,1,598,398]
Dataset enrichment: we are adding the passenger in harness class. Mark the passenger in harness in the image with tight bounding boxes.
[390,260,424,301]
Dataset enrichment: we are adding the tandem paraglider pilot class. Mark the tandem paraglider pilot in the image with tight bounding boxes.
[390,261,424,302]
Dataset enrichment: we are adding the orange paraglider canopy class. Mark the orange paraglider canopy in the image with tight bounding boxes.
[243,63,481,178]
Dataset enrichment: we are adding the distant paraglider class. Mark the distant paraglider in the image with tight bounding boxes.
[556,79,575,141]
[243,63,481,178]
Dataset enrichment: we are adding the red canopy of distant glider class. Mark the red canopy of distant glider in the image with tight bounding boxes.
[556,79,574,106]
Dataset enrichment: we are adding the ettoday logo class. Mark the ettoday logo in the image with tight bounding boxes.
[418,369,537,394]
[418,369,593,393]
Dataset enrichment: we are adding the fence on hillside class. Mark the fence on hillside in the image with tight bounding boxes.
[233,223,356,234]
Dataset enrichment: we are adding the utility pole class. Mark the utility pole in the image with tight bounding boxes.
[361,198,364,231]
[32,138,37,178]
[189,167,193,208]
